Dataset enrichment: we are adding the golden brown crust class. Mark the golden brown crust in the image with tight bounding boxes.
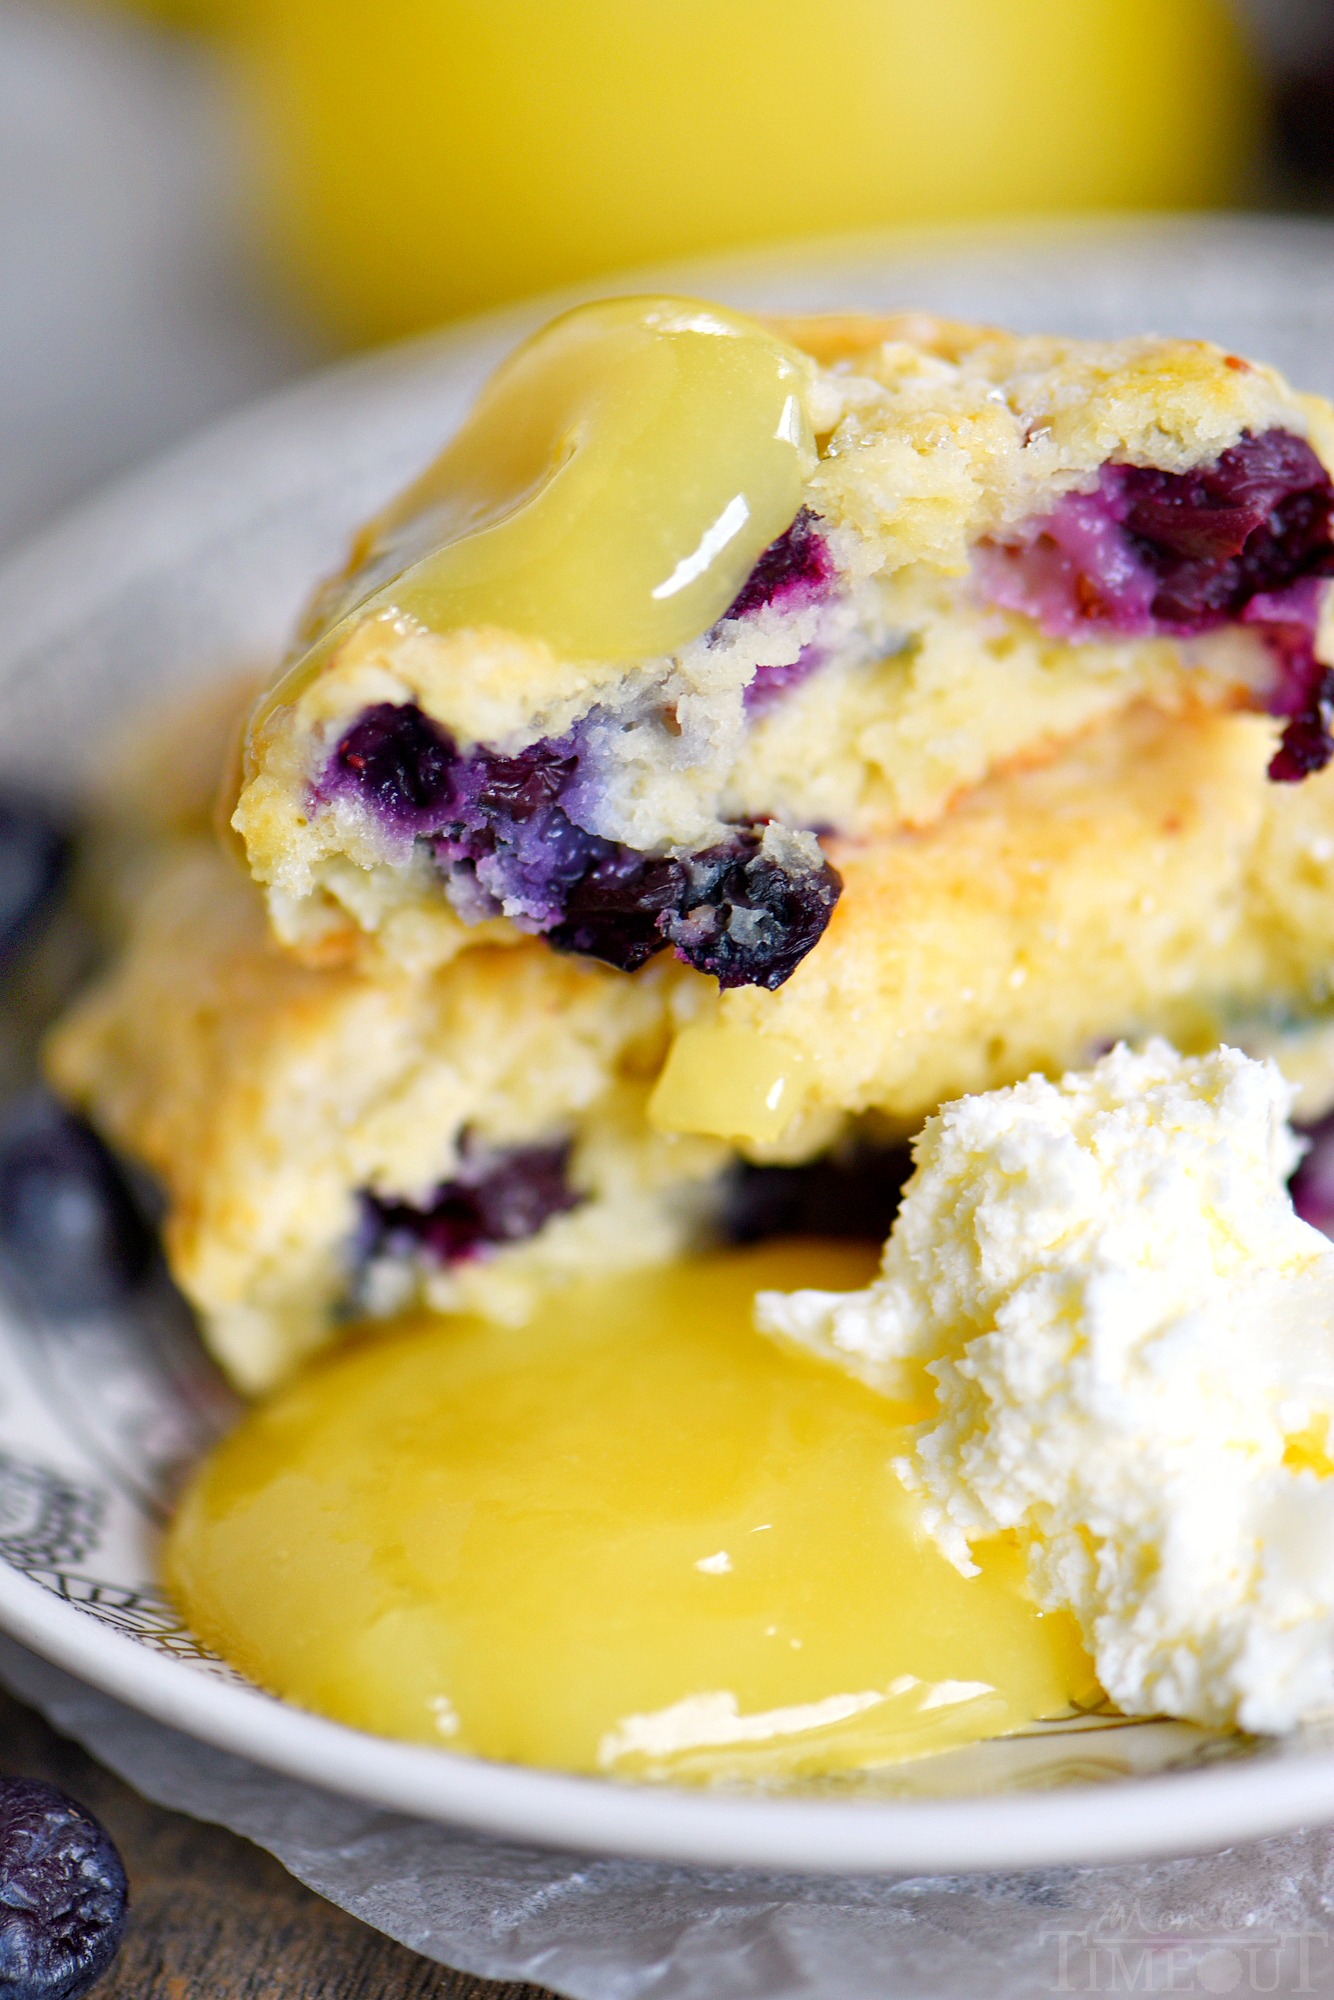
[763,311,1003,370]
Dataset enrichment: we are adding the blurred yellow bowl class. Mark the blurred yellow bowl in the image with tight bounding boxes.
[129,0,1264,344]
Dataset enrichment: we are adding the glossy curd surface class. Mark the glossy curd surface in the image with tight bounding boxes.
[166,1245,1098,1781]
[256,297,815,740]
[650,1022,816,1146]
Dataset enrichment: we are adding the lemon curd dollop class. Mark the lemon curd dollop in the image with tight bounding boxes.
[164,1245,1098,1782]
[256,296,818,730]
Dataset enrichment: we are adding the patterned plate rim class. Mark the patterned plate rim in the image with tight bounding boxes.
[6,1531,1334,1871]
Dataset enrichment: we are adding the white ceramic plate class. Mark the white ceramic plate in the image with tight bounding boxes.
[6,217,1334,1873]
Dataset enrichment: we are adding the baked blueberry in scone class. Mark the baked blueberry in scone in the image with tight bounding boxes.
[233,298,1334,984]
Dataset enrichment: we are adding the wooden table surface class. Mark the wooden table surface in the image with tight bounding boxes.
[0,1685,564,2000]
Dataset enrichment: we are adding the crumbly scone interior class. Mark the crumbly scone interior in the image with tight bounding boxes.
[46,839,726,1391]
[666,702,1334,1148]
[233,309,1334,978]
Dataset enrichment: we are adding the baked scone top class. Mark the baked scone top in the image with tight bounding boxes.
[800,312,1333,573]
[251,305,1332,746]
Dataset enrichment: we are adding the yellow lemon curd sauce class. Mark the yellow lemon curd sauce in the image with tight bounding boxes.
[250,297,815,745]
[166,1245,1098,1782]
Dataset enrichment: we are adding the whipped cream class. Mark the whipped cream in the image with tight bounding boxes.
[755,1042,1334,1733]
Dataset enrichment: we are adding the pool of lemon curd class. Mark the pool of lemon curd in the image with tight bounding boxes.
[165,1243,1099,1784]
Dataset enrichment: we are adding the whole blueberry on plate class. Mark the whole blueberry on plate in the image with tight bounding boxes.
[0,1093,154,1315]
[0,1777,127,1999]
[0,799,68,971]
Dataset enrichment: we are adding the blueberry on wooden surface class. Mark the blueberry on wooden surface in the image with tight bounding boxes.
[0,1093,154,1315]
[0,799,68,971]
[0,1776,127,2000]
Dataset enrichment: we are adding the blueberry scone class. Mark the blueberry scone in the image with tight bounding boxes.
[235,297,1334,988]
[45,841,728,1391]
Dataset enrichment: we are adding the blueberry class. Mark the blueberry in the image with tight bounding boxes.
[360,1139,582,1268]
[721,1140,913,1246]
[0,1094,155,1316]
[985,430,1334,784]
[327,705,840,986]
[1292,1112,1334,1236]
[547,849,686,971]
[1266,642,1334,783]
[661,831,842,990]
[1118,430,1334,628]
[329,701,459,829]
[0,1776,127,2000]
[1012,429,1334,640]
[0,800,68,972]
[472,742,578,820]
[1270,672,1334,781]
[720,508,834,623]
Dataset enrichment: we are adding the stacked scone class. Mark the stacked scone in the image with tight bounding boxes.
[47,297,1334,1388]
